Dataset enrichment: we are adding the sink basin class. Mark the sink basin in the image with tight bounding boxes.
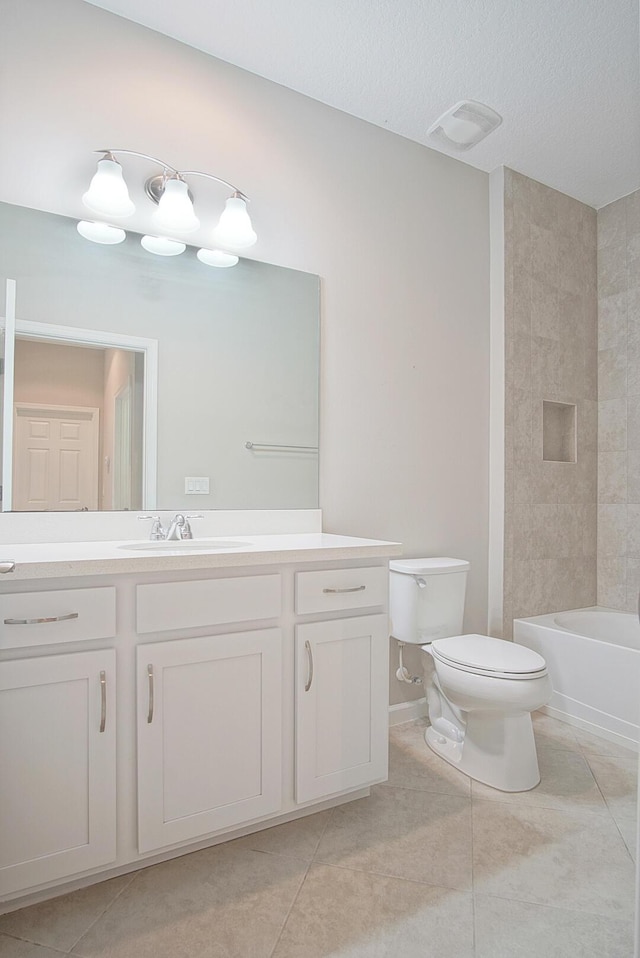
[119,539,248,552]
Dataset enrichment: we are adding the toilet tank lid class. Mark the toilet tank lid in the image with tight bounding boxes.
[390,557,470,575]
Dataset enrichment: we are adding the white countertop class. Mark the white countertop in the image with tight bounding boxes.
[0,533,402,580]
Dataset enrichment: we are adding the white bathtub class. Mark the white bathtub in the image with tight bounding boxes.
[514,607,640,750]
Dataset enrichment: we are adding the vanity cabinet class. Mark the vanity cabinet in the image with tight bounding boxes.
[136,629,283,853]
[0,649,116,896]
[0,539,399,909]
[295,614,388,803]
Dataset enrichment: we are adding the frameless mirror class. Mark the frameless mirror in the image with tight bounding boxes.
[0,201,320,512]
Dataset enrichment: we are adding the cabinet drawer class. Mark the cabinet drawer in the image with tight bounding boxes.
[295,566,388,615]
[136,574,282,634]
[0,587,116,650]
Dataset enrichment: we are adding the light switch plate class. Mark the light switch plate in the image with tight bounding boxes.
[185,477,210,494]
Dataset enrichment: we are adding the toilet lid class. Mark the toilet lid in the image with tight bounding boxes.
[430,634,547,678]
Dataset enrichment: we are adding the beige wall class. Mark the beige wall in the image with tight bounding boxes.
[0,0,490,706]
[503,169,598,637]
[14,339,105,411]
[597,190,640,611]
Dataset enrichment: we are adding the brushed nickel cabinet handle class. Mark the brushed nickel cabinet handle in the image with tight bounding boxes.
[4,612,79,625]
[304,640,314,692]
[322,585,366,594]
[147,664,154,724]
[99,671,107,733]
[0,562,16,574]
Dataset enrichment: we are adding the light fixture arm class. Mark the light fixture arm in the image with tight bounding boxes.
[95,149,179,176]
[95,150,247,199]
[180,171,248,202]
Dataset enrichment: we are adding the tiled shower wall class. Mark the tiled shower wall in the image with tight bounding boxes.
[597,190,640,612]
[503,169,598,639]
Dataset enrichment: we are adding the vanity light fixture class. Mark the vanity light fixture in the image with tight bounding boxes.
[76,220,126,245]
[140,235,186,257]
[196,248,239,268]
[82,154,135,217]
[80,149,257,260]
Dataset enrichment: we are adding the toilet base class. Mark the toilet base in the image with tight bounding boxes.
[425,711,541,792]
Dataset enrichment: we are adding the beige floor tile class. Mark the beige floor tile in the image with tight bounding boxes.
[574,727,638,760]
[0,876,134,953]
[229,809,331,861]
[71,844,307,958]
[473,800,636,919]
[314,785,472,890]
[471,747,607,812]
[474,894,634,957]
[531,711,580,751]
[272,864,474,958]
[385,719,471,796]
[586,751,639,818]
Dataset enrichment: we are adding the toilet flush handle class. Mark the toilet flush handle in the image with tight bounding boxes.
[413,576,427,589]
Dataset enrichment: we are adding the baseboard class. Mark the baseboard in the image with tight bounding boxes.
[388,697,427,726]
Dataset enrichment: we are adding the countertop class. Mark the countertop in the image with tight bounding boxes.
[0,533,403,580]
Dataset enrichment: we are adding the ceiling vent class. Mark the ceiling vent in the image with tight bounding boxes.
[427,101,502,151]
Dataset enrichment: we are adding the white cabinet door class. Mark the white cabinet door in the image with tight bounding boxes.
[0,649,116,895]
[295,614,389,804]
[137,629,283,853]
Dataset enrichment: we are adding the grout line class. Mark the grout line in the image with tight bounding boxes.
[377,779,471,798]
[0,931,69,955]
[470,777,477,956]
[266,860,312,958]
[308,857,472,894]
[473,888,636,923]
[67,871,138,954]
[267,807,337,957]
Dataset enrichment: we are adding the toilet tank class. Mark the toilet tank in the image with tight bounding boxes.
[389,557,470,645]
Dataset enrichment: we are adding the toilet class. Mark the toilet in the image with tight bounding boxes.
[389,557,551,791]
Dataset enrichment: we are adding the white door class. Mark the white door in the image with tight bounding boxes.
[295,614,389,804]
[13,403,99,511]
[0,649,116,895]
[137,629,282,853]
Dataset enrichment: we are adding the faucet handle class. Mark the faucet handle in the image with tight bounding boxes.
[181,514,204,540]
[138,515,166,540]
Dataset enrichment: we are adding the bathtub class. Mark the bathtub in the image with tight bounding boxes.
[514,607,640,750]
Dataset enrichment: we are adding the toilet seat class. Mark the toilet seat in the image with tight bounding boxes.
[429,634,547,680]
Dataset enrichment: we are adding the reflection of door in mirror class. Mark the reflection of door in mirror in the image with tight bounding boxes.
[11,337,144,511]
[13,402,99,511]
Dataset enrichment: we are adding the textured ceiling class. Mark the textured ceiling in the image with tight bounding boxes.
[85,0,639,208]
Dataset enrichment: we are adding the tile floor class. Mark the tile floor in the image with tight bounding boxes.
[0,712,637,957]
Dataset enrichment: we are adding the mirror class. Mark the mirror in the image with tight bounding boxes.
[0,201,320,512]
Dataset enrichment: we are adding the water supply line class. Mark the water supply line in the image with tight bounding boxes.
[395,641,423,685]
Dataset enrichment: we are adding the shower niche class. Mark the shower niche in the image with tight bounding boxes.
[542,401,577,463]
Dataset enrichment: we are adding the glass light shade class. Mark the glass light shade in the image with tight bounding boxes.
[211,195,257,249]
[196,248,239,268]
[152,178,200,234]
[77,220,126,245]
[140,235,186,256]
[82,158,135,218]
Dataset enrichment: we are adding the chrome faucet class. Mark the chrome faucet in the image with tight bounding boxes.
[139,514,203,541]
[165,514,186,540]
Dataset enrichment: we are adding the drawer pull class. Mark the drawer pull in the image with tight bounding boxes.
[322,585,366,595]
[304,640,314,692]
[99,670,107,733]
[3,612,79,626]
[147,664,154,724]
[0,562,15,574]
